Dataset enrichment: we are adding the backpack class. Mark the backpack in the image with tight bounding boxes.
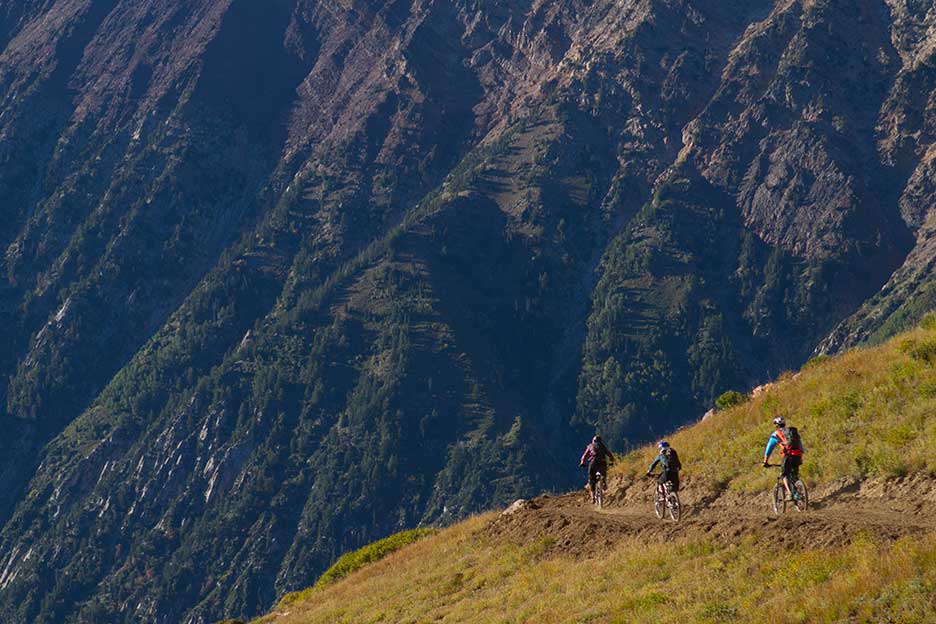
[781,426,803,455]
[662,448,681,472]
[592,441,610,462]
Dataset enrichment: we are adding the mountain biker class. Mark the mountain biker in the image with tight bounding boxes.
[763,416,804,500]
[646,440,681,493]
[580,435,615,503]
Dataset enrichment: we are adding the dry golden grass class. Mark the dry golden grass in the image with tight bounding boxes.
[614,323,936,495]
[257,518,936,624]
[255,323,936,623]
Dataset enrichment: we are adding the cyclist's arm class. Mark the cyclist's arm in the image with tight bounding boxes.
[580,448,592,466]
[763,433,779,462]
[647,455,661,473]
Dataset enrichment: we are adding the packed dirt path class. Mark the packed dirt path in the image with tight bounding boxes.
[489,475,936,556]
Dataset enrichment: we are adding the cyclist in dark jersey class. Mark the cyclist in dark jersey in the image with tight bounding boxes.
[580,435,615,503]
[646,440,681,493]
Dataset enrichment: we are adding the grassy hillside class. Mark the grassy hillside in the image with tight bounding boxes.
[10,1,936,619]
[252,320,936,624]
[612,316,936,494]
[255,520,936,624]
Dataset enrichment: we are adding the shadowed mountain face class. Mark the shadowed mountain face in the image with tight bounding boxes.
[0,0,933,621]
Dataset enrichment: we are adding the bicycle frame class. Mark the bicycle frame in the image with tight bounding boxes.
[647,473,680,521]
[765,463,797,494]
[764,463,807,513]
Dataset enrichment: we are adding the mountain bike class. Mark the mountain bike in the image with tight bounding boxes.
[591,471,606,509]
[647,473,680,521]
[582,466,607,509]
[765,463,808,513]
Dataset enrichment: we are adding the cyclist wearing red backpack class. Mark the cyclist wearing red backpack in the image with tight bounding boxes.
[763,416,804,501]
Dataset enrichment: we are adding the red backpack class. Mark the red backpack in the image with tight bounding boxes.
[777,426,803,457]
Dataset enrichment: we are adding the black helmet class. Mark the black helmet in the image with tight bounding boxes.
[773,416,785,428]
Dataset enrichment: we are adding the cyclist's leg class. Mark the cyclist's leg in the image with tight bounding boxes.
[657,471,668,495]
[667,469,680,493]
[790,456,802,498]
[781,456,794,498]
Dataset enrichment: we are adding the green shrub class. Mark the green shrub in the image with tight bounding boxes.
[715,390,747,411]
[902,338,936,364]
[803,354,830,370]
[279,528,437,606]
[920,312,936,331]
[317,527,437,589]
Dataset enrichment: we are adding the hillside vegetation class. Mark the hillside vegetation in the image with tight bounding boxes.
[253,320,936,624]
[8,1,936,620]
[612,317,936,494]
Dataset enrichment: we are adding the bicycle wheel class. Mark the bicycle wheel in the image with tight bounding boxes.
[793,480,808,512]
[667,492,681,522]
[772,482,785,514]
[596,482,604,509]
[654,491,665,519]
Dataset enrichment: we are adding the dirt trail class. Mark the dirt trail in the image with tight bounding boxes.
[489,475,936,557]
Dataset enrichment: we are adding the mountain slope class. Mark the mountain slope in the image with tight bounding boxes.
[2,0,936,622]
[252,319,936,623]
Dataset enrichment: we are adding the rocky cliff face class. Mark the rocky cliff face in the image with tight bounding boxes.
[0,0,934,622]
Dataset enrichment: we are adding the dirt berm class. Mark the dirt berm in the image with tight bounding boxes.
[489,474,936,557]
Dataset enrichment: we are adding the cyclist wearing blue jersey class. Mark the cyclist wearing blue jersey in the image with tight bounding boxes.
[646,440,681,493]
[763,416,804,500]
